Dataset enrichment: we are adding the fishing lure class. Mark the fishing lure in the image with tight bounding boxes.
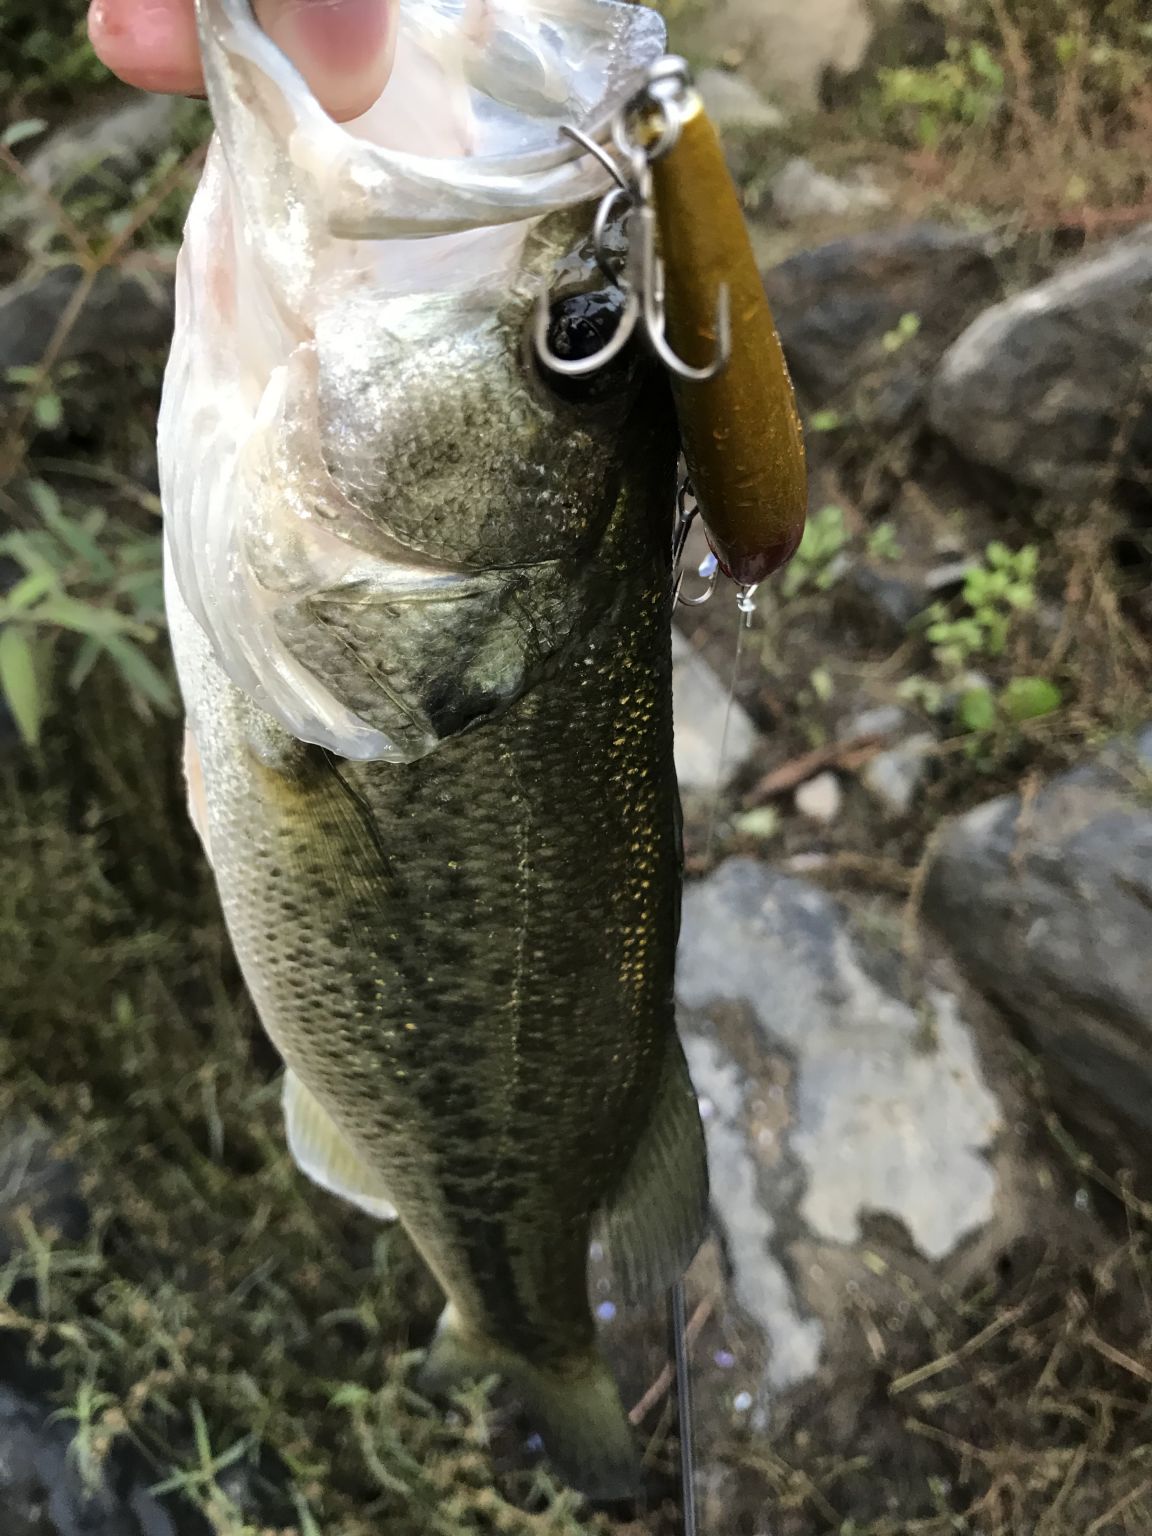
[535,56,808,609]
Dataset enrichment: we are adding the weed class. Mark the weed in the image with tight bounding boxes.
[875,41,1006,151]
[0,477,172,744]
[780,504,850,599]
[866,523,904,562]
[923,540,1038,671]
[857,0,1152,229]
[880,311,922,353]
[808,410,847,433]
[0,0,107,116]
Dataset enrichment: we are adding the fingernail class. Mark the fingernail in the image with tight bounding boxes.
[255,0,398,121]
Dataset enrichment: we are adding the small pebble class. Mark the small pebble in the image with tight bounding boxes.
[714,1350,736,1370]
[733,1391,753,1413]
[795,771,842,824]
[862,734,936,816]
[838,705,909,742]
[696,68,785,132]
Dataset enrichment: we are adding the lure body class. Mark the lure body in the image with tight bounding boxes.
[653,93,807,586]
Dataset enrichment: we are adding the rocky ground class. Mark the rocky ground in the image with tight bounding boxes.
[1,2,1151,1533]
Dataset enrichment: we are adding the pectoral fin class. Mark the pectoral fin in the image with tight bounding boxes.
[593,1036,709,1305]
[282,1071,397,1221]
[183,729,213,866]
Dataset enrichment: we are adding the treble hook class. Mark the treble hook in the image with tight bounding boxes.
[534,70,731,384]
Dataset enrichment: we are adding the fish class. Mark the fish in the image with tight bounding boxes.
[158,0,709,1501]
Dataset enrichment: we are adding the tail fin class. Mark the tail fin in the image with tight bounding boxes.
[418,1305,640,1503]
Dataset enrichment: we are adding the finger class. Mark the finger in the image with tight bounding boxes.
[87,0,397,121]
[88,0,204,97]
[255,0,398,121]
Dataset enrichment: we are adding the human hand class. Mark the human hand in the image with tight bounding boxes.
[88,0,398,122]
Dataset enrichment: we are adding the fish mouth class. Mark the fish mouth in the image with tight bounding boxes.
[197,0,669,239]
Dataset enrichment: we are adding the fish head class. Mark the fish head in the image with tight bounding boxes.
[162,0,676,762]
[310,210,654,569]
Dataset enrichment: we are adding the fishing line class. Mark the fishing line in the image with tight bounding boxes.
[670,1278,698,1536]
[702,602,751,865]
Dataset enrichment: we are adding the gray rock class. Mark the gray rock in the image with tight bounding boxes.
[667,0,875,112]
[765,223,1004,404]
[672,628,760,793]
[834,559,931,642]
[924,557,977,594]
[925,730,1152,1154]
[696,69,785,132]
[769,157,890,224]
[678,860,1015,1405]
[0,1383,197,1536]
[929,229,1152,493]
[0,264,175,377]
[862,732,936,815]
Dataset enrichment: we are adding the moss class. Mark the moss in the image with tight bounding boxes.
[0,0,108,118]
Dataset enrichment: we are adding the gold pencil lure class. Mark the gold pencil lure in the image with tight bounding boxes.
[650,72,808,589]
[535,57,809,599]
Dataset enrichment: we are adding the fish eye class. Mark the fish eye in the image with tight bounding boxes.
[533,287,638,405]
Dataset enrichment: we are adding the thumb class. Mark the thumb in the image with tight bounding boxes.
[87,0,397,124]
[254,0,398,120]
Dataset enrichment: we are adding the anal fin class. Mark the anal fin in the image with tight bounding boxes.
[593,1036,709,1306]
[283,1071,397,1221]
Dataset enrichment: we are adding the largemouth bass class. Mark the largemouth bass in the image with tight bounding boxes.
[159,0,708,1500]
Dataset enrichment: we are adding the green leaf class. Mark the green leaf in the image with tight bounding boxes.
[33,392,63,431]
[1,118,47,149]
[1000,676,1062,722]
[0,627,43,746]
[4,570,56,612]
[882,312,922,352]
[1,530,62,576]
[24,479,61,520]
[867,523,903,561]
[957,686,996,733]
[36,498,116,582]
[98,634,176,712]
[809,665,835,702]
[32,596,133,637]
[67,636,103,692]
[809,410,844,433]
[733,807,781,840]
